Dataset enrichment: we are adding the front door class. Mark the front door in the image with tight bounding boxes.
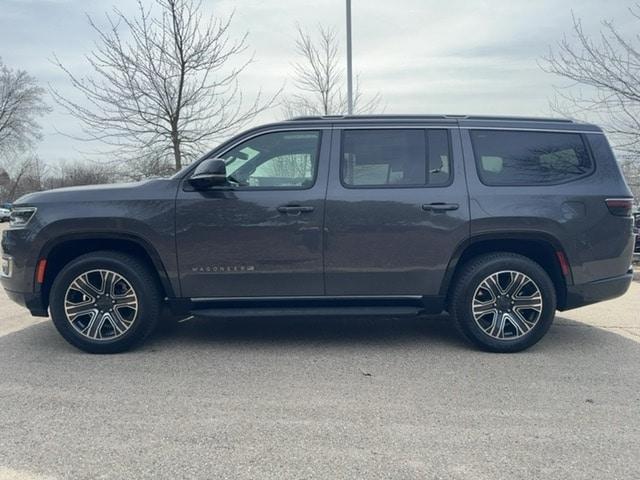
[324,126,470,297]
[176,128,330,298]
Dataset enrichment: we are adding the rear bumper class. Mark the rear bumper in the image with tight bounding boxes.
[562,269,633,311]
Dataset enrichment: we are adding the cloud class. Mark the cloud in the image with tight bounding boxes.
[1,0,638,161]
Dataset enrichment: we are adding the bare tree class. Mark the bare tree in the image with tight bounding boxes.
[282,25,381,118]
[43,161,117,190]
[0,155,123,202]
[51,0,277,173]
[0,58,49,156]
[541,7,640,198]
[126,148,176,180]
[0,154,46,201]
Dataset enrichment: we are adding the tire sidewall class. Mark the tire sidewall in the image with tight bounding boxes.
[50,253,159,353]
[454,255,557,353]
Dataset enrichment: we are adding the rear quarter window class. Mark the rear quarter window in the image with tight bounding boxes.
[470,130,593,186]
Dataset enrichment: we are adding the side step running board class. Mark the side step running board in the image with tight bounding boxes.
[190,306,422,318]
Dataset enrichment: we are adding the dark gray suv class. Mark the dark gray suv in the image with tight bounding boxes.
[1,115,635,353]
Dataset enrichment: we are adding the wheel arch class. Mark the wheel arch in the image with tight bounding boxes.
[441,232,570,310]
[38,233,175,309]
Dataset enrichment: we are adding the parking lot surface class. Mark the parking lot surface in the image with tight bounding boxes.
[1,223,639,480]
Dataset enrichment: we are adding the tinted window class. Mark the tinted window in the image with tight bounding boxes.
[470,130,592,185]
[341,129,451,187]
[222,131,321,189]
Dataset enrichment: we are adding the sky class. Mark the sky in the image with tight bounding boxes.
[0,0,638,164]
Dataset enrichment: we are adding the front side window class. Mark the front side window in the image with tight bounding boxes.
[221,130,321,189]
[341,129,451,187]
[470,130,593,186]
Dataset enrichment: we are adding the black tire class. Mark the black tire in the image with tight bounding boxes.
[49,251,162,353]
[449,252,557,353]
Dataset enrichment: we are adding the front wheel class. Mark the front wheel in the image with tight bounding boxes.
[49,251,161,353]
[449,253,557,353]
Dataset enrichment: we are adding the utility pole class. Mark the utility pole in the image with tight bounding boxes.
[346,0,353,115]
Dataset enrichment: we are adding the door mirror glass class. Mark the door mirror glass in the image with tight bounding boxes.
[188,158,228,189]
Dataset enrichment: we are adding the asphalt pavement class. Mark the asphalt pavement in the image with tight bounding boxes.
[1,223,639,480]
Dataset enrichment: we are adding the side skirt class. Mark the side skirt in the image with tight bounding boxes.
[166,295,446,318]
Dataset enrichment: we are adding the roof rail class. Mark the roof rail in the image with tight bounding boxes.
[465,115,574,123]
[287,114,576,124]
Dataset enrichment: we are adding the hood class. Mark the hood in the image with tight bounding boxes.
[15,178,176,205]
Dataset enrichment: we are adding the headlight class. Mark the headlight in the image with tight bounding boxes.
[9,207,37,228]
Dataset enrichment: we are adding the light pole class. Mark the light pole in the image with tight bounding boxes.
[346,0,353,115]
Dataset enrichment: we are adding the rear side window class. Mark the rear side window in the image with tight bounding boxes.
[470,130,593,185]
[341,129,451,187]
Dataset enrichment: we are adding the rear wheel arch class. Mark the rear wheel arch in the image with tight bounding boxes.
[39,234,173,309]
[442,233,570,310]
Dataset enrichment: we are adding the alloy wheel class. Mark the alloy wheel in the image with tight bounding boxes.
[471,270,543,340]
[63,269,139,341]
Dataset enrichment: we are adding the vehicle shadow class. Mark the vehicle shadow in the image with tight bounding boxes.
[145,312,639,354]
[153,313,467,349]
[1,312,638,355]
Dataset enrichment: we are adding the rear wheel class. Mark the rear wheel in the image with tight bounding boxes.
[449,253,557,352]
[50,251,161,353]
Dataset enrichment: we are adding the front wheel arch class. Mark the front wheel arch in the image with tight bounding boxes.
[40,235,172,311]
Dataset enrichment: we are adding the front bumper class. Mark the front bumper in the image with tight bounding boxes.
[2,243,47,317]
[3,288,49,317]
[2,224,46,316]
[562,269,634,311]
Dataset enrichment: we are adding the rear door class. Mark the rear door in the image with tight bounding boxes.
[175,127,330,298]
[324,123,470,297]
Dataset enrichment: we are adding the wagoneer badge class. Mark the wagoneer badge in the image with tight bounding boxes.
[191,265,255,273]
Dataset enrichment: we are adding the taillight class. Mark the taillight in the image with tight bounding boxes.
[605,198,634,217]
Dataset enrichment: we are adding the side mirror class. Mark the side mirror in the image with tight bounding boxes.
[188,158,228,189]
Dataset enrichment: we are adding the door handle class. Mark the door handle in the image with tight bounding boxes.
[277,205,315,215]
[422,203,459,212]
